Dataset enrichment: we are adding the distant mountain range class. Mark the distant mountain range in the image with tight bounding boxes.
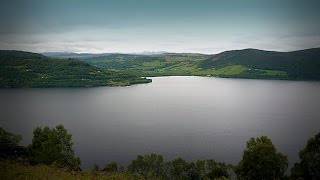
[41,52,112,59]
[42,51,169,59]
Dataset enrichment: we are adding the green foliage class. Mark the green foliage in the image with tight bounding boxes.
[235,136,288,180]
[6,128,320,179]
[29,125,80,169]
[75,51,298,80]
[0,50,151,88]
[0,127,23,159]
[168,157,189,179]
[291,132,320,180]
[127,154,231,180]
[202,160,229,179]
[128,153,165,179]
[199,48,320,80]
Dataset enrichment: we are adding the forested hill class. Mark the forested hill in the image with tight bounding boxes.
[45,48,320,80]
[2,48,319,85]
[198,48,320,80]
[0,50,151,88]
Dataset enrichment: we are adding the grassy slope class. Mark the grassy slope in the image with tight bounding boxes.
[199,48,320,80]
[0,161,135,180]
[45,48,320,80]
[42,48,320,80]
[79,53,288,79]
[0,51,151,88]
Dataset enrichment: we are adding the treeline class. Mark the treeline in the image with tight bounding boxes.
[1,125,319,179]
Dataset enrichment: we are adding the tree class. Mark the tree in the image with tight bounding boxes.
[29,125,80,169]
[0,127,26,159]
[128,153,165,179]
[190,159,230,179]
[205,159,229,179]
[169,157,189,179]
[291,132,320,180]
[235,136,288,180]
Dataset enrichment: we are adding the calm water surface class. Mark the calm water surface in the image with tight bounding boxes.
[1,76,320,169]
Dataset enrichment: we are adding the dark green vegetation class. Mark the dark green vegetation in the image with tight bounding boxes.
[1,47,319,88]
[235,136,288,180]
[0,127,23,159]
[1,126,319,179]
[45,47,320,80]
[291,132,320,180]
[128,154,230,180]
[28,125,81,169]
[0,50,151,88]
[199,48,320,80]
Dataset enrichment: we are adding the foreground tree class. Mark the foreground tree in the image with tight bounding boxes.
[235,136,288,180]
[291,132,320,180]
[186,159,230,180]
[29,125,80,169]
[0,127,27,159]
[128,153,165,179]
[169,157,190,179]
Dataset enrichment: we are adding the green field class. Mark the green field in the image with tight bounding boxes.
[80,53,289,79]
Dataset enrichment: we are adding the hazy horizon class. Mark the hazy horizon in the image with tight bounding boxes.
[1,0,320,54]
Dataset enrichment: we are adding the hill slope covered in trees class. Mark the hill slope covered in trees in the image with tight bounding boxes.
[199,48,320,80]
[46,48,320,80]
[0,50,151,88]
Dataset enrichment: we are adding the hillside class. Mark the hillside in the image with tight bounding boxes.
[79,53,212,76]
[0,50,151,88]
[71,53,287,79]
[199,48,320,80]
[40,48,320,80]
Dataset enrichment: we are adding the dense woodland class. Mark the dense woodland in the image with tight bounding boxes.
[1,125,319,180]
[0,51,151,88]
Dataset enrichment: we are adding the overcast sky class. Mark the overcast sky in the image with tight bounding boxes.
[0,0,320,54]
